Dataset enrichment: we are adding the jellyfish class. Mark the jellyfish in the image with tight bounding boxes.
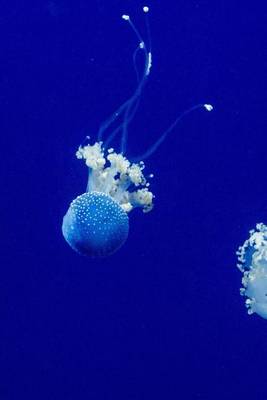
[62,6,213,257]
[236,223,267,319]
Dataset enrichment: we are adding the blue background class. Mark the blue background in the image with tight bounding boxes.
[1,1,267,399]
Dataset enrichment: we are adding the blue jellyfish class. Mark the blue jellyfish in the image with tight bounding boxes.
[62,6,213,257]
[237,223,267,319]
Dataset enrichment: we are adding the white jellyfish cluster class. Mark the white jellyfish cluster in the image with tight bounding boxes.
[237,223,267,319]
[76,142,154,213]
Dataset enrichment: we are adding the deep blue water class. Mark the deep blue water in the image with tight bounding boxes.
[1,1,267,399]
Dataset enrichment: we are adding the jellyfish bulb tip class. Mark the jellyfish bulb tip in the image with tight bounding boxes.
[122,14,130,21]
[204,103,213,112]
[143,6,149,13]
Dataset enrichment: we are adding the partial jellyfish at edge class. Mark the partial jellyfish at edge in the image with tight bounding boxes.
[62,6,213,258]
[237,223,267,319]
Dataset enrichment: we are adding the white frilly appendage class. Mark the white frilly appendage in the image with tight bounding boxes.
[76,142,154,213]
[237,223,267,319]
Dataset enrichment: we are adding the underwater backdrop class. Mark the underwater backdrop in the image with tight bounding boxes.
[1,0,267,399]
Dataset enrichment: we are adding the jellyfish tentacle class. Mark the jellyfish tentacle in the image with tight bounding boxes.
[102,69,142,149]
[76,141,154,214]
[103,45,144,148]
[97,96,133,142]
[97,45,148,146]
[97,7,152,154]
[97,8,151,147]
[103,97,141,149]
[120,8,152,154]
[132,103,213,162]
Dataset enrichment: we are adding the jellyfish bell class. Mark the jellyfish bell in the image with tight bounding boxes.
[62,192,129,257]
[62,6,212,257]
[237,223,267,319]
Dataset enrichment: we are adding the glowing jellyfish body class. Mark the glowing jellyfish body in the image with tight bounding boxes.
[62,6,212,257]
[237,223,267,319]
[62,121,154,260]
[62,192,129,257]
[62,143,153,257]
